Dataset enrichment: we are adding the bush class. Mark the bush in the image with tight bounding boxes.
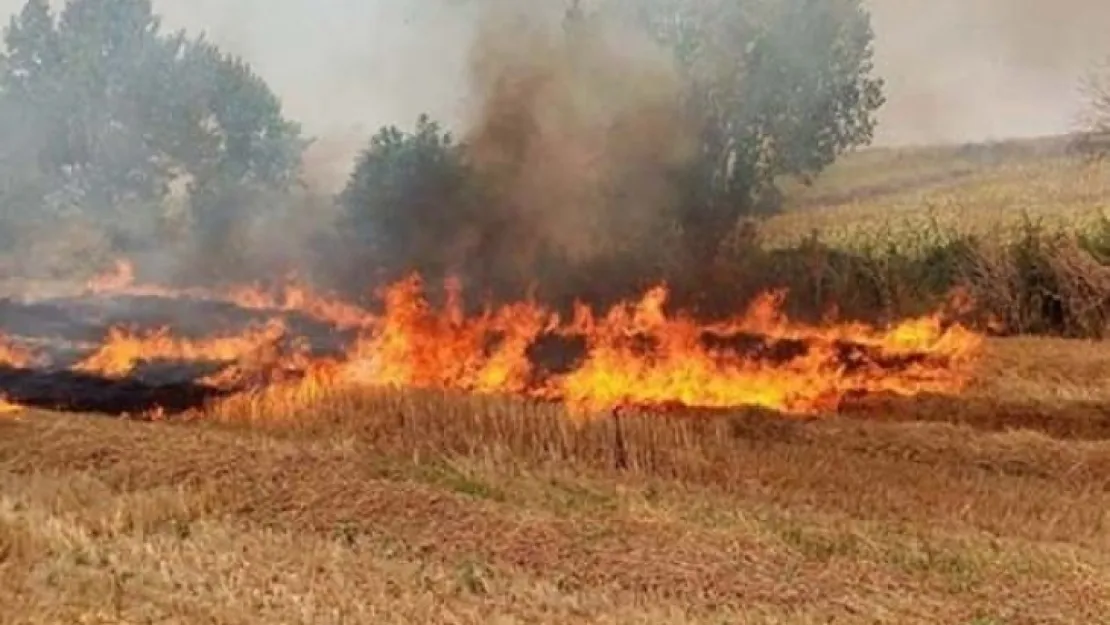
[701,215,1110,339]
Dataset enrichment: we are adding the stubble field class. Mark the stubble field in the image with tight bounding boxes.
[3,136,1110,625]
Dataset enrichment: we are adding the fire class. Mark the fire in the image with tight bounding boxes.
[12,267,985,418]
[84,259,181,300]
[85,259,137,293]
[344,276,553,394]
[0,395,22,415]
[332,276,981,415]
[74,319,295,382]
[84,259,376,329]
[223,281,375,330]
[0,335,31,416]
[0,333,37,369]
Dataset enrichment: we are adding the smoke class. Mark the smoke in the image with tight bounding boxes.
[867,0,1110,145]
[152,0,478,192]
[154,0,1110,150]
[1,0,1108,291]
[456,1,691,279]
[6,0,1092,170]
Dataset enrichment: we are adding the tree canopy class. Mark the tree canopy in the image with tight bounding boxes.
[0,0,305,267]
[625,0,885,261]
[338,0,886,299]
[335,115,487,291]
[0,0,887,296]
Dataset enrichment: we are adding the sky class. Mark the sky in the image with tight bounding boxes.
[868,0,1110,145]
[2,0,1108,176]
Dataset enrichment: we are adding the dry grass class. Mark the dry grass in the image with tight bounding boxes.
[767,139,1110,252]
[3,335,1110,623]
[688,139,1110,336]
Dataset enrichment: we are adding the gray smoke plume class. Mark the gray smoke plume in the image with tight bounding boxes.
[456,1,691,276]
[7,0,1094,187]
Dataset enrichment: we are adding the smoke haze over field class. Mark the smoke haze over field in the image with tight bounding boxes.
[1,0,1108,182]
[459,2,690,269]
[868,0,1110,145]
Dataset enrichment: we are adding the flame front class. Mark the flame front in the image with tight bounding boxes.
[345,276,553,395]
[85,260,375,329]
[74,319,296,382]
[0,395,21,415]
[0,333,37,369]
[334,276,981,415]
[29,268,986,416]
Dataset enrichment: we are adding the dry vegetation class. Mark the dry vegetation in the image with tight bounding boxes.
[769,136,1110,248]
[689,136,1110,338]
[4,341,1110,624]
[5,138,1110,624]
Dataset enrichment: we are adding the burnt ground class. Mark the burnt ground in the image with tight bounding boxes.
[0,294,350,415]
[0,293,351,351]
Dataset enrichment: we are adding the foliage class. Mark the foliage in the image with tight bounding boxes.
[339,0,886,299]
[1072,57,1110,159]
[335,114,486,292]
[0,0,305,264]
[623,0,886,261]
[686,213,1110,339]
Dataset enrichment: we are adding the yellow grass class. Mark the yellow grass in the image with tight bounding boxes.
[4,334,1110,623]
[766,138,1110,252]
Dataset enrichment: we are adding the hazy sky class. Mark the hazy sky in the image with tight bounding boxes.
[3,1,1108,153]
[869,0,1110,145]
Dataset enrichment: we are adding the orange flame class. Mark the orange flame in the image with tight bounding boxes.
[85,260,375,329]
[85,259,137,293]
[333,276,981,415]
[223,280,375,330]
[0,395,22,415]
[74,319,294,382]
[0,335,28,415]
[343,275,554,394]
[66,267,984,416]
[0,333,37,369]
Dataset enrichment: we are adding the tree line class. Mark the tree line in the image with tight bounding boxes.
[0,0,885,302]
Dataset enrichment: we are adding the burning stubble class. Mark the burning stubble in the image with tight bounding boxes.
[0,270,982,418]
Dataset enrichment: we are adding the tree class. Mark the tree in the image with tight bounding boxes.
[1073,57,1110,160]
[336,115,487,293]
[623,0,885,265]
[340,0,886,304]
[0,0,64,238]
[177,38,307,278]
[0,0,305,266]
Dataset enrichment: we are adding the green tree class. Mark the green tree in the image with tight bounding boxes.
[336,114,486,292]
[341,1,885,304]
[0,0,304,263]
[178,38,307,278]
[624,0,885,265]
